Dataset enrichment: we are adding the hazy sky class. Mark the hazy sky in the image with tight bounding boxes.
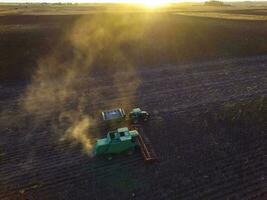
[1,0,180,2]
[0,0,182,2]
[0,0,265,2]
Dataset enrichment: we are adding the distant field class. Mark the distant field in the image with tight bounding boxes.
[176,11,267,20]
[1,4,267,80]
[175,7,267,20]
[1,3,267,15]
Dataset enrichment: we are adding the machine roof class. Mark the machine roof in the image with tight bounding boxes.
[132,108,141,113]
[96,138,109,146]
[118,127,129,133]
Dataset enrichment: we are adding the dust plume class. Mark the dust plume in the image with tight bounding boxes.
[20,14,148,155]
[64,115,94,155]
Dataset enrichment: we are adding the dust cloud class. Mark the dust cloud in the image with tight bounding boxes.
[65,115,94,155]
[19,14,148,155]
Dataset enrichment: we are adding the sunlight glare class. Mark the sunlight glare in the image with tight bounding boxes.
[142,0,167,8]
[127,0,169,9]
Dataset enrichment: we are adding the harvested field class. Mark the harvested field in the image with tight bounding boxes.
[175,12,267,20]
[0,5,267,200]
[1,56,266,200]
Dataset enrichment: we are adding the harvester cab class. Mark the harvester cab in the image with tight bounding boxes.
[129,108,150,123]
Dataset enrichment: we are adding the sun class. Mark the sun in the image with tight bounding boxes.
[130,0,168,9]
[142,0,166,8]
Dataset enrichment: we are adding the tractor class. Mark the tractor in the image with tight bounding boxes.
[129,108,150,123]
[93,127,139,156]
[101,107,149,124]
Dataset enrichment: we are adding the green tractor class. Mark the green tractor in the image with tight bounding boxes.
[93,127,139,156]
[101,107,149,124]
[129,108,150,123]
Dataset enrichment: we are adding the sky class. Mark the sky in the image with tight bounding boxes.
[0,0,197,3]
[0,0,265,2]
[0,0,179,2]
[1,0,173,2]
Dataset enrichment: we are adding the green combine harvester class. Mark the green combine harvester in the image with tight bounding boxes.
[93,127,138,156]
[93,127,157,162]
[94,107,157,162]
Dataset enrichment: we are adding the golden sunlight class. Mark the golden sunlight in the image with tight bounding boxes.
[124,0,169,8]
[141,0,168,8]
[41,0,171,8]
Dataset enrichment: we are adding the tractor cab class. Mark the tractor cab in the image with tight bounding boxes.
[129,108,150,123]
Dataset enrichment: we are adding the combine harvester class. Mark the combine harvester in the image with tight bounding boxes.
[93,108,157,163]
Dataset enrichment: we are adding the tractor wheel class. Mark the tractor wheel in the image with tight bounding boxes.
[142,114,149,122]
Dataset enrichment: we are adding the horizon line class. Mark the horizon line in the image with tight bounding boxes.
[1,0,267,3]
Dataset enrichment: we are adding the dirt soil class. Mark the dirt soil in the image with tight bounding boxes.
[0,9,267,200]
[0,55,266,200]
